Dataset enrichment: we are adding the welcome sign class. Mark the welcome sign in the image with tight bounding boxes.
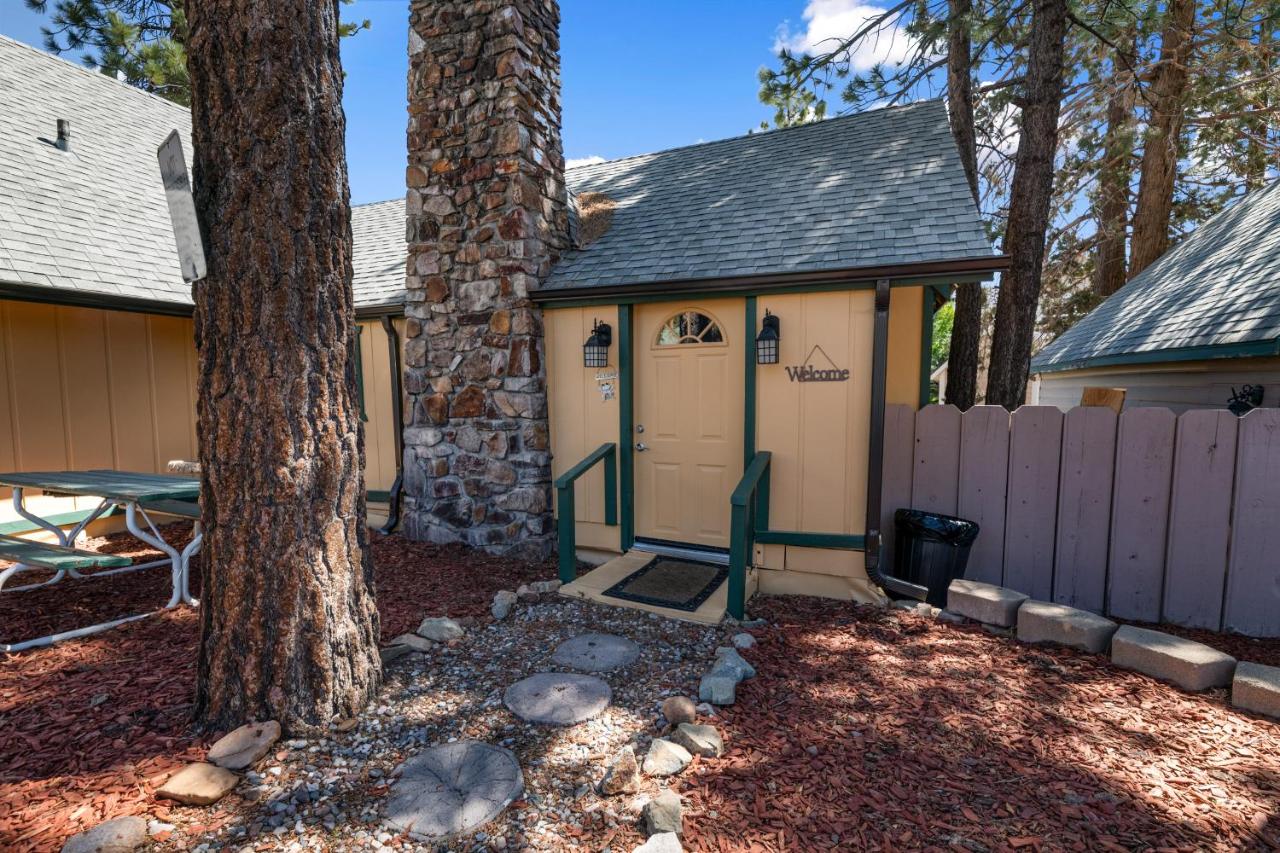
[785,345,850,382]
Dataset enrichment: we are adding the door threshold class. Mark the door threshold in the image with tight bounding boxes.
[632,539,729,566]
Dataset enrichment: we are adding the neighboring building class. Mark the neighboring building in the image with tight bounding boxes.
[1032,180,1280,413]
[0,35,405,531]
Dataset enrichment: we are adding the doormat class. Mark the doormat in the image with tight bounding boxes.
[602,556,728,612]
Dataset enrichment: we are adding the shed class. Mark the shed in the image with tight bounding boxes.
[1032,180,1280,412]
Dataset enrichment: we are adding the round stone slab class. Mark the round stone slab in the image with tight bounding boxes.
[504,672,612,725]
[383,741,522,841]
[551,633,641,672]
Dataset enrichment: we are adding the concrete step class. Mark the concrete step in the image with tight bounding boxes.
[1111,625,1236,691]
[1232,661,1280,719]
[1016,600,1118,653]
[947,580,1027,627]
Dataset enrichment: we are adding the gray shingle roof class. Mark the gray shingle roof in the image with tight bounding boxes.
[1032,180,1280,373]
[0,35,403,312]
[350,198,406,310]
[544,99,994,290]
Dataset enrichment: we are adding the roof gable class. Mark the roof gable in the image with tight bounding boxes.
[1032,180,1280,373]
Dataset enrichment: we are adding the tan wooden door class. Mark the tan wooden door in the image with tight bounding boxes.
[634,300,745,549]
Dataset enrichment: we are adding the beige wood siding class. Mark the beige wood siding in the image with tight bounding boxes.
[0,301,401,526]
[545,306,621,552]
[1036,355,1280,413]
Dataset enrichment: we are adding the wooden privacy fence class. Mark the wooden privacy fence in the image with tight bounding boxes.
[882,404,1280,638]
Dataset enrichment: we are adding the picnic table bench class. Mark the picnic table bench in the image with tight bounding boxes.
[0,470,203,652]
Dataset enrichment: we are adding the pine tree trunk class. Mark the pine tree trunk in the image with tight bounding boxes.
[185,0,381,732]
[985,0,1070,410]
[1094,36,1137,298]
[944,0,984,410]
[1128,0,1195,278]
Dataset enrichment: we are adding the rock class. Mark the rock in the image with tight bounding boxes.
[61,816,147,853]
[891,599,919,612]
[528,580,562,594]
[731,632,756,649]
[156,762,239,806]
[936,609,967,624]
[391,633,435,654]
[947,580,1028,628]
[699,673,737,706]
[503,673,612,725]
[643,790,684,835]
[1111,625,1236,691]
[642,739,691,777]
[1232,662,1280,719]
[516,585,539,603]
[1016,600,1118,653]
[383,741,523,840]
[552,633,641,672]
[670,722,723,758]
[695,702,717,717]
[633,832,683,852]
[491,590,518,620]
[417,617,464,642]
[333,717,359,733]
[207,720,281,770]
[711,647,756,680]
[599,746,640,795]
[660,696,697,726]
[380,644,411,665]
[146,819,175,837]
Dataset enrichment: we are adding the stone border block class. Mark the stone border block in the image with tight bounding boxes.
[1232,661,1280,718]
[947,580,1028,627]
[1111,625,1236,691]
[1016,600,1117,653]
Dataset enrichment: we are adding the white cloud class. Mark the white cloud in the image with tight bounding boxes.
[566,155,606,169]
[773,0,911,72]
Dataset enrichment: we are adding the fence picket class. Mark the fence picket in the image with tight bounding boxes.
[1164,410,1237,631]
[880,404,916,572]
[1002,406,1063,599]
[912,405,961,516]
[1224,409,1280,637]
[1052,406,1117,612]
[957,405,1009,585]
[1107,407,1176,622]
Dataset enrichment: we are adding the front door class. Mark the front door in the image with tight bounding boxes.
[634,300,745,549]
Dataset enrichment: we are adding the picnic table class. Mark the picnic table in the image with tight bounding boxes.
[0,470,202,652]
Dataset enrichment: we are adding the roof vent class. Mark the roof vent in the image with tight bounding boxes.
[56,119,71,152]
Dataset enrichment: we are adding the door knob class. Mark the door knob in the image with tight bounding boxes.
[635,442,648,452]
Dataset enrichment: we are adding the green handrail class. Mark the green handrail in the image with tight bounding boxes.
[555,443,618,583]
[728,450,772,619]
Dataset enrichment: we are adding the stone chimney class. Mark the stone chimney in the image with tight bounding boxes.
[402,0,568,558]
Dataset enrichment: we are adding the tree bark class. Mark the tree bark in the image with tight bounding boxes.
[985,0,1070,410]
[1128,0,1195,278]
[944,0,984,410]
[1093,35,1137,298]
[185,0,381,732]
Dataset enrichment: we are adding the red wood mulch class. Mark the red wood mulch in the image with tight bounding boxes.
[679,597,1280,852]
[0,527,549,852]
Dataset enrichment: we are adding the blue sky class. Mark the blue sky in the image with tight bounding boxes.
[2,0,865,205]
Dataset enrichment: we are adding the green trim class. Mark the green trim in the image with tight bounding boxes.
[555,443,618,583]
[754,530,865,550]
[0,506,121,537]
[617,304,635,551]
[1033,337,1280,374]
[728,450,773,619]
[744,296,757,470]
[354,324,368,422]
[919,284,936,408]
[0,533,132,569]
[538,274,991,310]
[367,490,392,503]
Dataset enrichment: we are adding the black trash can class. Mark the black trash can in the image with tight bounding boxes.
[891,509,980,607]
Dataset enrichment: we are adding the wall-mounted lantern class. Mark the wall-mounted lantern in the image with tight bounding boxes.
[755,310,780,365]
[583,319,612,368]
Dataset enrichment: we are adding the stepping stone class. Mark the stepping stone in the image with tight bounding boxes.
[207,719,280,770]
[504,673,611,725]
[61,815,147,853]
[1016,600,1118,653]
[1111,625,1236,691]
[1233,662,1280,719]
[156,762,238,805]
[552,633,640,672]
[947,580,1028,627]
[384,741,522,841]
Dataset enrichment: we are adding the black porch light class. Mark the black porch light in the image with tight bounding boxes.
[755,310,780,364]
[583,319,612,368]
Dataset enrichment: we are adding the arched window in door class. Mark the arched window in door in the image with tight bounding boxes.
[654,310,725,346]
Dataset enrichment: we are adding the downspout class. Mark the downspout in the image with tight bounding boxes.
[865,279,931,601]
[378,314,404,535]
